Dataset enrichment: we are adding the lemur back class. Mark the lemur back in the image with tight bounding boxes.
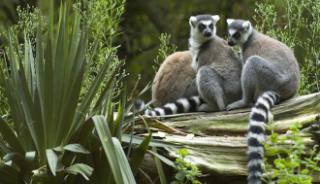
[144,15,242,116]
[242,31,300,100]
[226,19,300,184]
[152,51,197,107]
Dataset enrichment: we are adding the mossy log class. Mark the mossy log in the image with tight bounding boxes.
[135,93,320,183]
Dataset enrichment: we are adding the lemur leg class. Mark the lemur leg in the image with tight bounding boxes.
[183,79,199,97]
[198,103,219,112]
[226,55,281,110]
[197,66,225,111]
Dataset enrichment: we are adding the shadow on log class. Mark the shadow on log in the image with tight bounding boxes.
[131,93,320,183]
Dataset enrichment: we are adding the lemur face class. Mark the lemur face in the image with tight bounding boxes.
[189,15,220,40]
[227,19,253,46]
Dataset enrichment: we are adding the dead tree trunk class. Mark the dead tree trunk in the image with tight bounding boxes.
[135,93,320,183]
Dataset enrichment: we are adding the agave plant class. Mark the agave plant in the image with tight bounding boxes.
[0,1,150,183]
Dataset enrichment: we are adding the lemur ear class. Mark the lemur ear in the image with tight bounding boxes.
[212,15,220,23]
[189,16,197,27]
[242,21,251,30]
[227,19,235,25]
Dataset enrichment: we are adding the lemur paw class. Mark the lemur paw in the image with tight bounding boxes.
[225,105,233,111]
[226,103,237,111]
[226,100,247,111]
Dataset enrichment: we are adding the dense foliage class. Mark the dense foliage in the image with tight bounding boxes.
[171,149,201,184]
[254,0,320,94]
[265,123,320,184]
[0,1,155,183]
[153,33,177,74]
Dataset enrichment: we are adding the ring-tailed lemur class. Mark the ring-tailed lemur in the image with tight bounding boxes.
[225,19,300,184]
[152,51,197,107]
[144,15,242,116]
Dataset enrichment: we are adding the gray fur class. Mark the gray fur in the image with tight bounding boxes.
[190,15,242,111]
[183,79,198,97]
[225,19,300,184]
[226,19,300,110]
[144,15,242,117]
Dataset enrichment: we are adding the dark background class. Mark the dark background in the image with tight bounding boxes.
[117,0,255,93]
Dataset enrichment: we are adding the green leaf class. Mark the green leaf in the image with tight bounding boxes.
[71,55,112,132]
[175,171,186,181]
[129,131,151,174]
[91,66,118,115]
[270,132,279,144]
[69,118,94,144]
[0,142,10,156]
[113,88,126,138]
[178,148,189,158]
[66,163,93,181]
[301,168,310,175]
[152,147,167,184]
[93,115,136,184]
[63,144,90,154]
[93,115,125,184]
[112,138,136,184]
[46,149,58,176]
[122,134,178,148]
[25,151,36,165]
[148,149,175,168]
[3,153,27,169]
[0,117,24,153]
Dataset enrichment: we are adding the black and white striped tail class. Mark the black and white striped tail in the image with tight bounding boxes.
[247,91,279,184]
[144,96,204,116]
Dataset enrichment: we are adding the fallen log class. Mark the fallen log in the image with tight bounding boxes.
[159,92,320,135]
[133,93,320,183]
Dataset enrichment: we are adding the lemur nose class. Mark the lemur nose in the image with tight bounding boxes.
[228,40,235,46]
[204,31,212,37]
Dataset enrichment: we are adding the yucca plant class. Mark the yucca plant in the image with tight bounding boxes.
[0,2,96,183]
[0,1,151,183]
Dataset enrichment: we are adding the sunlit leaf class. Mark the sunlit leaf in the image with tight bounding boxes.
[46,149,58,176]
[66,163,93,181]
[93,115,125,184]
[63,144,90,154]
[113,138,136,184]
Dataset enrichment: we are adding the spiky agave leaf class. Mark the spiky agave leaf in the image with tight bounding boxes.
[0,1,117,182]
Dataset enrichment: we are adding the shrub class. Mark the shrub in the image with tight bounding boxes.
[254,0,320,94]
[171,148,201,184]
[153,33,177,73]
[264,123,320,184]
[0,1,152,183]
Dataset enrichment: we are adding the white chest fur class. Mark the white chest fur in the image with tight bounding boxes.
[189,38,201,71]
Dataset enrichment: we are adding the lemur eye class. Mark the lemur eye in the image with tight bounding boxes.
[233,32,241,39]
[209,23,213,29]
[198,24,205,31]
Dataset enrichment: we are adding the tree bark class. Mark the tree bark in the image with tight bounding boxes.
[135,92,320,182]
